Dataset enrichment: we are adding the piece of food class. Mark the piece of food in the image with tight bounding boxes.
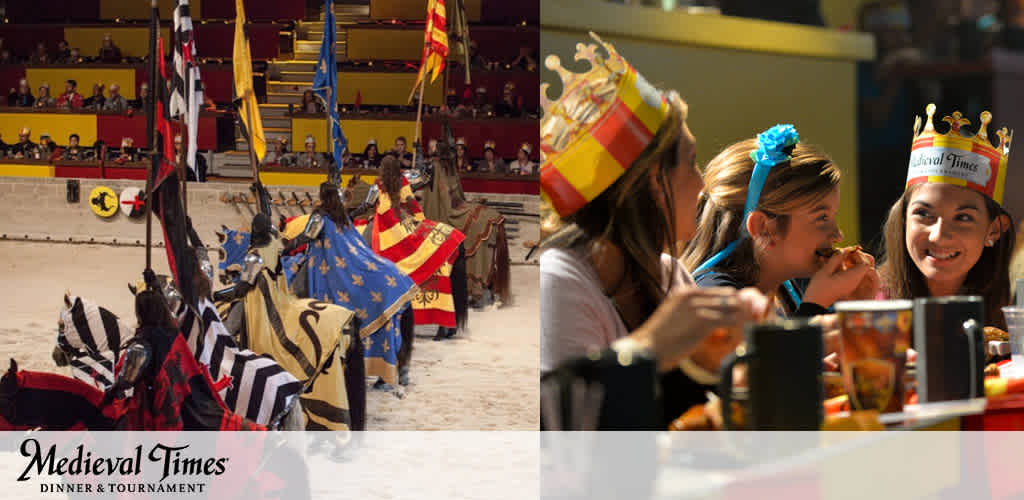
[985,327,1009,343]
[669,404,714,431]
[986,363,1001,377]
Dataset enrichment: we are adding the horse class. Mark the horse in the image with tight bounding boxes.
[53,289,308,431]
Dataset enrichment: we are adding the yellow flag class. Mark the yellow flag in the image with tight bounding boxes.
[233,0,266,162]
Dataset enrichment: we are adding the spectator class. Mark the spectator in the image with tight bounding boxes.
[201,82,216,111]
[510,46,538,71]
[264,137,293,166]
[0,49,15,64]
[55,40,70,63]
[98,33,122,63]
[341,149,354,169]
[294,135,328,168]
[0,132,8,157]
[473,86,494,117]
[390,136,413,169]
[8,79,34,108]
[91,140,105,161]
[362,139,380,168]
[62,134,84,160]
[29,42,49,65]
[509,143,536,175]
[496,81,524,118]
[454,138,471,172]
[34,83,55,108]
[57,80,84,110]
[299,89,323,114]
[67,48,82,64]
[175,134,208,181]
[103,83,129,112]
[83,83,106,110]
[115,137,137,163]
[37,133,55,158]
[468,40,490,69]
[129,83,150,110]
[10,128,37,159]
[476,140,507,174]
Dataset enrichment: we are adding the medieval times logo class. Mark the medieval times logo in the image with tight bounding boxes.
[17,438,229,494]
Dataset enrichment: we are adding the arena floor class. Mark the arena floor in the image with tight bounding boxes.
[0,240,539,430]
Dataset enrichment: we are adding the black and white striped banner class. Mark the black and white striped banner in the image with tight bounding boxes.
[172,0,203,177]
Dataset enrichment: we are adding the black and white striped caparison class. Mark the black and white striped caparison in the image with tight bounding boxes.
[178,298,303,427]
[58,296,132,390]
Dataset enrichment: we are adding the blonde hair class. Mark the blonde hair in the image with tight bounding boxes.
[681,139,840,286]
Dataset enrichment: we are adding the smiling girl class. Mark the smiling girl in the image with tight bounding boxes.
[878,104,1015,329]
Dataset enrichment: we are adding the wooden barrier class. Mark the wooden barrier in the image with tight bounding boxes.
[450,70,540,111]
[461,173,539,195]
[0,109,223,150]
[26,67,138,99]
[193,23,282,61]
[0,161,54,178]
[99,0,203,21]
[369,0,481,22]
[64,26,172,59]
[337,71,443,106]
[201,0,303,21]
[346,28,424,61]
[0,111,98,146]
[422,118,539,160]
[292,117,417,156]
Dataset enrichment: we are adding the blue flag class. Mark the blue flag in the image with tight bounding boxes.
[312,0,346,176]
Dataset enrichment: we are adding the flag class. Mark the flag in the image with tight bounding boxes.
[152,35,198,307]
[233,0,266,162]
[411,0,449,95]
[170,0,203,178]
[313,0,347,176]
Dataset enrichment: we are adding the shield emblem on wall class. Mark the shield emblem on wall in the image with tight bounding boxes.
[119,187,146,218]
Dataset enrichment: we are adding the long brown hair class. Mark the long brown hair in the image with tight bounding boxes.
[681,140,841,287]
[544,92,689,325]
[317,181,349,227]
[878,184,1014,329]
[380,156,403,203]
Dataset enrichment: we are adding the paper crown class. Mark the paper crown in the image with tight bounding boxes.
[455,137,466,146]
[907,103,1013,206]
[305,135,315,145]
[540,32,670,217]
[484,140,496,151]
[520,142,532,154]
[367,138,377,146]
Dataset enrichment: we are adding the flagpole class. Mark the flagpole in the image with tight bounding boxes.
[412,79,426,169]
[143,0,159,272]
[243,93,260,183]
[326,88,335,181]
[177,119,188,221]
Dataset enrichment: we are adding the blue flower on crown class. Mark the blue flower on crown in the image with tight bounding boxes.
[750,124,799,166]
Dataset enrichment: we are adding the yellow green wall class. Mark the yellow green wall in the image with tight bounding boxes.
[542,0,873,244]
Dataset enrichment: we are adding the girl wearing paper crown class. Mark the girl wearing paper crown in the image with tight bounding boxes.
[539,32,770,427]
[878,104,1014,329]
[682,127,879,317]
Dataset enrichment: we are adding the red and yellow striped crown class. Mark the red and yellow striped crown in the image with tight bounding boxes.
[540,32,670,217]
[907,103,1013,206]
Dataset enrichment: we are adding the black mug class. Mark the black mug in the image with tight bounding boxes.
[719,320,823,430]
[912,296,985,403]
